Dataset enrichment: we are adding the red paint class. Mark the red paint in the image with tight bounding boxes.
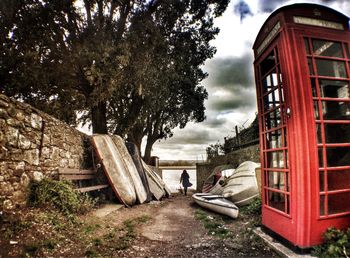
[253,3,350,248]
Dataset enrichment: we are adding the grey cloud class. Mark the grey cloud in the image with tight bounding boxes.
[206,53,254,90]
[233,0,253,22]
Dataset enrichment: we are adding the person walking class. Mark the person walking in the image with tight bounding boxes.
[180,170,192,196]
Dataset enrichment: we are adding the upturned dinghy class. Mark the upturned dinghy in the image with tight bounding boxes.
[222,161,260,206]
[192,193,239,219]
[92,135,137,206]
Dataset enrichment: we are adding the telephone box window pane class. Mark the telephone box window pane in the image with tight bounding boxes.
[318,148,324,167]
[327,169,350,191]
[319,171,325,191]
[266,129,282,149]
[315,59,346,78]
[324,124,350,143]
[321,101,350,120]
[268,171,285,190]
[314,101,320,120]
[304,38,310,54]
[265,109,281,130]
[267,151,284,168]
[260,51,276,75]
[319,80,349,99]
[316,124,322,143]
[307,58,314,75]
[320,195,325,216]
[263,75,273,93]
[269,191,286,212]
[326,147,350,167]
[312,40,344,58]
[329,192,350,215]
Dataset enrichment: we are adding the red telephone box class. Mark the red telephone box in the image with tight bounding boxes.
[253,4,350,248]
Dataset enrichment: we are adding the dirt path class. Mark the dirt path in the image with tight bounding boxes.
[103,193,279,257]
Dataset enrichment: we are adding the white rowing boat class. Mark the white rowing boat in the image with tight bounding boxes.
[192,193,239,219]
[222,161,260,206]
[92,135,136,206]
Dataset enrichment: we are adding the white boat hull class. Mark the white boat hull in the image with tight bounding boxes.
[222,161,260,206]
[192,193,239,219]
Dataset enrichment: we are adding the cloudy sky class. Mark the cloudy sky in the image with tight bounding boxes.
[151,0,350,161]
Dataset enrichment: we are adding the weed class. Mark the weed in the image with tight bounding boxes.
[240,197,262,216]
[84,224,101,234]
[194,209,231,238]
[24,243,39,256]
[28,178,96,219]
[85,249,99,258]
[312,227,350,258]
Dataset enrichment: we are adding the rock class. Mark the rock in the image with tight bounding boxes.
[18,134,31,149]
[0,176,4,182]
[0,108,9,119]
[3,199,14,210]
[6,127,19,147]
[20,173,30,187]
[0,99,9,108]
[23,149,39,165]
[30,113,42,130]
[7,106,17,117]
[33,171,43,181]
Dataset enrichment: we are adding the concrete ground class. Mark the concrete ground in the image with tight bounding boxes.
[254,227,314,258]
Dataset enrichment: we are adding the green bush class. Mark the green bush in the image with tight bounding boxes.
[240,197,262,215]
[313,227,350,258]
[28,178,96,218]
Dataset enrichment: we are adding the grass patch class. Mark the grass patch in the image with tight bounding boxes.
[194,209,231,239]
[28,178,97,219]
[85,214,151,256]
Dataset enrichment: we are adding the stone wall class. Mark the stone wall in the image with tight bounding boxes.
[196,144,260,191]
[0,94,92,210]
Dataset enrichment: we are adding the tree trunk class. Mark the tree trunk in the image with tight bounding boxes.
[127,126,144,155]
[143,136,157,165]
[91,101,108,134]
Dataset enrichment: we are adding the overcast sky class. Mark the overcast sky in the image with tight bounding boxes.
[151,0,350,161]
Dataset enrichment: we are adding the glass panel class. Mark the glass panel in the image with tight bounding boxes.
[315,59,346,78]
[312,40,344,58]
[321,101,350,120]
[268,191,285,212]
[262,74,273,93]
[316,123,322,143]
[268,171,285,190]
[285,172,289,191]
[311,78,317,97]
[327,169,350,191]
[285,150,289,168]
[319,80,349,99]
[324,123,350,143]
[265,108,281,130]
[266,129,282,149]
[267,151,284,168]
[320,194,325,216]
[314,101,320,120]
[260,51,276,76]
[329,192,350,214]
[326,147,350,167]
[319,171,324,191]
[307,58,314,75]
[286,195,290,214]
[304,38,310,54]
[318,148,324,167]
[272,73,279,86]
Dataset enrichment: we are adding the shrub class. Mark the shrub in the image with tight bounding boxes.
[313,227,350,258]
[240,197,262,215]
[28,178,96,218]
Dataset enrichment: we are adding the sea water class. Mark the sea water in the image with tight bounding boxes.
[162,169,196,193]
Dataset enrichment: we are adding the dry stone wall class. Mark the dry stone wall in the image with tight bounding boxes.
[0,94,92,210]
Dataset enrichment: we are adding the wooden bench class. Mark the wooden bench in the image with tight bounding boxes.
[58,168,109,193]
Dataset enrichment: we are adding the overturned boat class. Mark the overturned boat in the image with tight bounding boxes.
[192,193,239,219]
[202,164,236,194]
[222,161,260,206]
